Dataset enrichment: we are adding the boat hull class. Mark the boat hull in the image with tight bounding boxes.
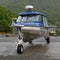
[21,26,49,42]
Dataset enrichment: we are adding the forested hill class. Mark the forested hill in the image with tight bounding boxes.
[0,6,16,33]
[0,0,60,27]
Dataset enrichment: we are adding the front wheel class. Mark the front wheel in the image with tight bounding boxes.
[17,44,24,54]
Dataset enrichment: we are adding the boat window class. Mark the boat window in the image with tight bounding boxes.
[21,16,27,22]
[21,15,42,22]
[43,16,48,27]
[27,15,39,22]
[39,15,42,22]
[16,15,43,23]
[16,16,21,22]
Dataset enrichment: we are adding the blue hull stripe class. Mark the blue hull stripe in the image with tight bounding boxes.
[16,21,44,26]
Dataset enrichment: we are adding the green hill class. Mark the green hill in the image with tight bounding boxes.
[0,0,60,27]
[0,6,16,33]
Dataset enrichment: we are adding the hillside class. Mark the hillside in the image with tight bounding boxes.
[0,6,16,33]
[0,0,60,27]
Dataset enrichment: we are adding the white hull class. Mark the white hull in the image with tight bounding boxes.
[21,26,49,42]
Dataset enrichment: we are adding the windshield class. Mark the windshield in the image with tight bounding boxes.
[22,15,39,22]
[16,15,44,26]
[16,15,40,22]
[20,15,39,22]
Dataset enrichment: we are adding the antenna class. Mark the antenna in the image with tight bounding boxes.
[25,5,33,11]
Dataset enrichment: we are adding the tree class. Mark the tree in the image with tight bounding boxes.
[0,6,16,33]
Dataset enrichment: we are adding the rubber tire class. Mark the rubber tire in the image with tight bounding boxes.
[17,44,24,54]
[46,37,50,44]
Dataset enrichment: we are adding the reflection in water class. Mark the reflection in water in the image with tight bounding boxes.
[46,42,60,59]
[23,42,48,55]
[23,42,60,59]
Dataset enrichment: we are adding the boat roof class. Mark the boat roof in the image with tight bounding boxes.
[19,11,47,17]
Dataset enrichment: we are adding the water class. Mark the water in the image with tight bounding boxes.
[0,36,60,60]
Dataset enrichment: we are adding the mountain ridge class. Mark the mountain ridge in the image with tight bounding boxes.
[0,0,60,27]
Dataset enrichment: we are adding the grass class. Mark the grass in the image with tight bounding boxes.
[56,30,60,36]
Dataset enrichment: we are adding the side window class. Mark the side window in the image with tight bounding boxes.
[39,15,42,22]
[16,16,21,23]
[43,16,48,27]
[22,16,27,22]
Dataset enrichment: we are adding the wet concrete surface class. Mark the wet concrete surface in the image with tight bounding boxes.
[0,36,60,60]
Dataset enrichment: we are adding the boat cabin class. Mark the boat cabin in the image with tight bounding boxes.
[16,11,48,27]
